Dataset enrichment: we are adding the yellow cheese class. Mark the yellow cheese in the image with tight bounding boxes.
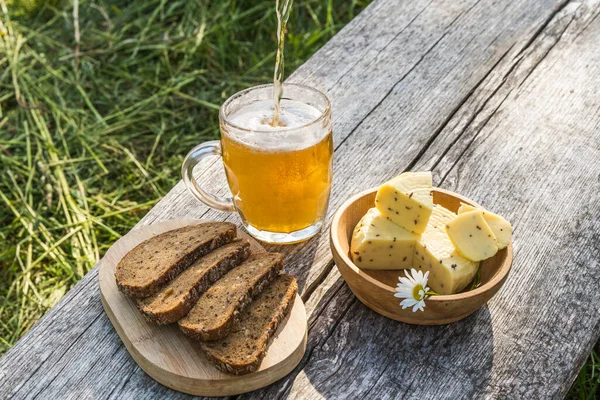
[375,171,433,234]
[457,203,512,249]
[445,210,498,261]
[456,203,477,214]
[413,205,478,295]
[350,208,418,270]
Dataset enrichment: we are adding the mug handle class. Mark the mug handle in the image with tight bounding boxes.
[181,140,236,212]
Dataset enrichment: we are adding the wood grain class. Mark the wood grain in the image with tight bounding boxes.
[98,219,307,397]
[250,1,600,398]
[1,0,599,399]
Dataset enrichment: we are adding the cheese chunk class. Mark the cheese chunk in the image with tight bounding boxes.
[413,205,478,295]
[458,203,512,249]
[350,208,418,270]
[375,171,433,234]
[446,210,498,261]
[457,203,478,215]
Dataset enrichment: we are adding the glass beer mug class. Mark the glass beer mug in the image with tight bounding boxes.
[182,84,333,244]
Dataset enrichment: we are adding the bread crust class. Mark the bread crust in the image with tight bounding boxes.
[137,240,251,325]
[199,275,298,375]
[114,223,300,377]
[115,223,236,298]
[178,253,284,341]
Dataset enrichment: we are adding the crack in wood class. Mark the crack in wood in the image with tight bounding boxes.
[301,259,336,303]
[274,297,358,400]
[6,357,46,397]
[415,0,589,185]
[516,7,580,89]
[334,29,451,153]
[435,76,518,186]
[308,281,351,331]
[265,1,600,397]
[363,356,395,397]
[405,43,516,174]
[514,0,572,59]
[571,4,600,42]
[437,0,586,185]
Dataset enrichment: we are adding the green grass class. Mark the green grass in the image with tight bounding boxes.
[0,1,597,398]
[569,348,600,399]
[0,0,369,351]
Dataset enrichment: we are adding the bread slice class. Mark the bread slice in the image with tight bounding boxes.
[136,240,251,324]
[178,253,283,341]
[199,274,298,375]
[115,222,236,298]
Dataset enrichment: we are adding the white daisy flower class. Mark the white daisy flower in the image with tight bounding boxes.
[394,269,430,312]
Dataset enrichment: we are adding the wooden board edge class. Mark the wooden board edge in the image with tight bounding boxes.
[97,219,308,396]
[100,284,307,396]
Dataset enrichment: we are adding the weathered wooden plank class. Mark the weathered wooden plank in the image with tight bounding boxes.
[1,0,598,398]
[0,267,209,400]
[250,1,600,398]
[136,0,494,296]
[140,0,574,306]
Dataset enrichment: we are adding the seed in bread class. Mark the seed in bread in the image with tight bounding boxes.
[199,274,298,375]
[115,222,236,298]
[178,253,283,341]
[137,240,251,324]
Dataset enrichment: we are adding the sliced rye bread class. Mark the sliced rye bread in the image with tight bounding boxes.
[178,252,283,341]
[199,274,298,375]
[115,222,236,298]
[136,240,251,324]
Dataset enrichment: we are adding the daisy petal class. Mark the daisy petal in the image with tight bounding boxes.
[412,301,425,312]
[413,269,423,281]
[398,277,412,286]
[423,271,430,282]
[395,291,412,299]
[400,298,417,309]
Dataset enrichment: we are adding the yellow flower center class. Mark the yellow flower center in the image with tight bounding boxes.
[413,284,424,301]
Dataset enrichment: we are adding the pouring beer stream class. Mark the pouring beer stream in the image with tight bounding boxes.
[182,0,333,244]
[271,0,294,127]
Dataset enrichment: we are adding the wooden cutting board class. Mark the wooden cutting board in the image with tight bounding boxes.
[98,219,307,397]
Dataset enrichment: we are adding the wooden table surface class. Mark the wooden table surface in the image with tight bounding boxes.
[2,0,600,398]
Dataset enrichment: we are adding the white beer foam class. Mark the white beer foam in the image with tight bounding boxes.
[226,99,328,151]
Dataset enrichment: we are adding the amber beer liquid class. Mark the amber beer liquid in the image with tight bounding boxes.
[220,84,333,243]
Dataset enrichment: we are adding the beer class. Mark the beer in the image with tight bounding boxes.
[181,0,332,243]
[222,98,333,234]
[272,0,294,126]
[183,87,331,244]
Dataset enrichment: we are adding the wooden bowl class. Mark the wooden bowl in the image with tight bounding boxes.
[330,188,513,325]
